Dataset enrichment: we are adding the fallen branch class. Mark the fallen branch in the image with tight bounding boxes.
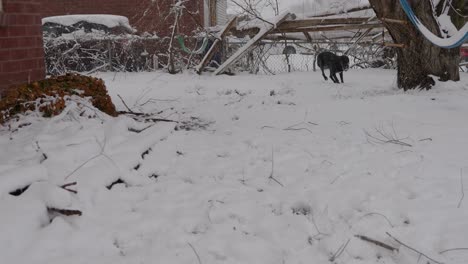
[386,232,444,264]
[355,235,398,252]
[48,208,82,216]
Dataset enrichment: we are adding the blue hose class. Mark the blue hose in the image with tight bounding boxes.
[399,0,467,49]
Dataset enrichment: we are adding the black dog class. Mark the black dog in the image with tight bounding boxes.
[317,52,350,83]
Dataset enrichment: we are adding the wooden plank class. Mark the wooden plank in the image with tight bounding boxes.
[345,27,374,54]
[209,0,217,26]
[273,23,383,33]
[195,16,237,74]
[307,5,372,18]
[303,32,313,43]
[214,12,291,75]
[278,17,373,29]
[380,18,408,25]
[384,43,405,48]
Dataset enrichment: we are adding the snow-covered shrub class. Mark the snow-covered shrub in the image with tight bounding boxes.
[43,32,162,75]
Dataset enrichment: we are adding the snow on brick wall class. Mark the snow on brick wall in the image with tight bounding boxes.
[0,0,45,95]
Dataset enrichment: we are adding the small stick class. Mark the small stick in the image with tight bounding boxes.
[60,182,78,194]
[65,138,106,180]
[329,239,351,262]
[439,248,468,254]
[48,208,82,216]
[386,232,444,264]
[188,242,202,264]
[358,212,394,228]
[458,169,464,208]
[355,235,398,251]
[268,149,284,187]
[419,138,433,142]
[284,127,313,134]
[117,94,135,114]
[60,182,77,189]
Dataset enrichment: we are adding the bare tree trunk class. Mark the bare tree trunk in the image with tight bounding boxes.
[369,0,460,90]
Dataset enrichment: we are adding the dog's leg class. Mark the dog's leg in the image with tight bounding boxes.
[321,67,328,81]
[339,72,344,83]
[330,70,339,83]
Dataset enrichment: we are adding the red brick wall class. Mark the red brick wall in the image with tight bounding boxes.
[40,0,205,36]
[0,0,205,94]
[0,0,45,95]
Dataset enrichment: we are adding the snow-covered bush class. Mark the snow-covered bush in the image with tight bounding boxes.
[43,32,162,75]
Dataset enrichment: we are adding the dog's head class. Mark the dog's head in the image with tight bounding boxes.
[341,56,350,71]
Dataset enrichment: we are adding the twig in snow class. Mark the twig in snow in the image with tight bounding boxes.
[364,125,412,147]
[188,242,202,264]
[65,138,106,180]
[268,149,284,187]
[458,169,464,208]
[128,124,155,134]
[330,172,346,185]
[60,182,77,194]
[355,235,398,252]
[284,127,314,134]
[357,212,394,228]
[419,138,433,142]
[117,94,138,114]
[439,248,468,254]
[386,232,444,264]
[48,208,82,216]
[35,141,48,164]
[329,239,351,262]
[308,215,329,237]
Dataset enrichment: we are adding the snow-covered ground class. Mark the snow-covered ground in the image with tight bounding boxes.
[1,69,468,264]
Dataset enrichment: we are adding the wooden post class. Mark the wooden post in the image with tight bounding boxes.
[210,0,217,26]
[214,12,291,75]
[195,16,237,74]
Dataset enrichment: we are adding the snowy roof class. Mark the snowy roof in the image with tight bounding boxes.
[42,14,134,31]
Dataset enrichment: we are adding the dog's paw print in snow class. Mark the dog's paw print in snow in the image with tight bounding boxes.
[291,201,312,216]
